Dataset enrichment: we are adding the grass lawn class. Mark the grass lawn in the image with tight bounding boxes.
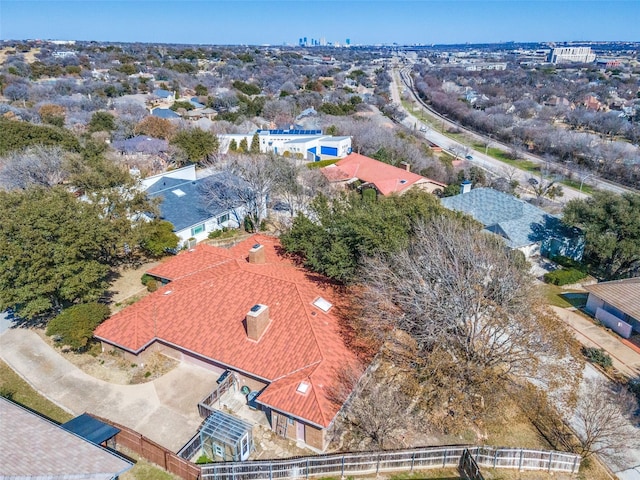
[539,284,588,309]
[0,360,72,423]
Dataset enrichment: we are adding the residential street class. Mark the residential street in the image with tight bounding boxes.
[0,324,218,452]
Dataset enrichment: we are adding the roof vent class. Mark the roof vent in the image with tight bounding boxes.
[249,244,266,264]
[172,189,186,197]
[250,304,261,313]
[399,179,407,184]
[163,290,172,295]
[313,297,333,312]
[296,382,310,394]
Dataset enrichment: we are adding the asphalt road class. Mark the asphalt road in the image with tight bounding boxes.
[390,63,634,202]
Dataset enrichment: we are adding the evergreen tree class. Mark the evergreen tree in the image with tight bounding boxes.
[250,133,260,154]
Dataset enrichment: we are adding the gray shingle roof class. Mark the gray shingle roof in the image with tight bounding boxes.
[0,398,132,479]
[584,278,640,320]
[440,188,575,249]
[146,172,248,231]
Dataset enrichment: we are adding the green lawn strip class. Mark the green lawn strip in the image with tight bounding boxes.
[0,360,72,423]
[539,284,587,309]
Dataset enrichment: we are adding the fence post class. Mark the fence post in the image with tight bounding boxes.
[493,448,497,468]
[269,463,273,480]
[518,449,524,471]
[548,452,553,473]
[571,455,579,474]
[341,456,345,479]
[306,458,310,479]
[410,451,415,472]
[376,454,380,476]
[442,449,447,468]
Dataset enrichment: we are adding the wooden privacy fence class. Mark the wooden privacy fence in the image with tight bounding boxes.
[90,414,201,480]
[200,445,582,480]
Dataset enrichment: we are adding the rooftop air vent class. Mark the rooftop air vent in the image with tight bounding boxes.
[172,189,186,197]
[296,382,310,394]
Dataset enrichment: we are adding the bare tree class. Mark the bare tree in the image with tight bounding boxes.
[220,154,282,229]
[572,376,640,462]
[333,361,414,450]
[0,146,70,190]
[359,216,582,430]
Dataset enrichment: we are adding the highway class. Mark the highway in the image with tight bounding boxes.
[389,61,634,202]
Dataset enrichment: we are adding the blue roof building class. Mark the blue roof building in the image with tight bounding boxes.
[441,187,583,260]
[145,172,250,246]
[153,89,174,99]
[151,108,180,119]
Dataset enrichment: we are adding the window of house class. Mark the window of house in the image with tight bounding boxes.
[214,444,224,458]
[217,214,230,225]
[287,417,295,425]
[191,224,205,236]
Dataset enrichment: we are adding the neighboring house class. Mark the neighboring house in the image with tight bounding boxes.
[142,167,250,246]
[0,398,132,479]
[153,88,175,99]
[151,107,181,119]
[219,130,351,161]
[440,187,584,259]
[94,235,361,451]
[584,278,640,339]
[320,153,446,196]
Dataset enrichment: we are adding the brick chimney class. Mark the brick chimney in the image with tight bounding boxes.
[246,304,270,341]
[248,244,266,264]
[399,161,411,172]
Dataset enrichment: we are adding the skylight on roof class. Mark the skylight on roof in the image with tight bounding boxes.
[313,297,333,312]
[297,382,310,394]
[172,189,186,197]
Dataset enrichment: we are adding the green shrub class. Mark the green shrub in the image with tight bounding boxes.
[195,454,213,464]
[582,347,613,369]
[543,268,588,286]
[46,303,110,351]
[549,254,586,271]
[306,159,339,169]
[141,274,158,292]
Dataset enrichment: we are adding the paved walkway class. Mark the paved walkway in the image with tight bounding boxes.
[551,306,640,378]
[0,325,218,451]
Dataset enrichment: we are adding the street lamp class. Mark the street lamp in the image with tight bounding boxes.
[579,173,595,192]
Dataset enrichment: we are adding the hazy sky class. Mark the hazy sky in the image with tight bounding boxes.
[1,0,639,45]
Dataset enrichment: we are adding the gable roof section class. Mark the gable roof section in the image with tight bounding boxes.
[584,278,640,320]
[146,172,246,232]
[440,188,570,249]
[0,398,132,479]
[320,153,442,196]
[95,235,360,427]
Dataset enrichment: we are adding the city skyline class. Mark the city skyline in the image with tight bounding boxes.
[1,1,639,46]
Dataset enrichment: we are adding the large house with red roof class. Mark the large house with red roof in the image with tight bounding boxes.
[320,153,446,196]
[94,235,360,451]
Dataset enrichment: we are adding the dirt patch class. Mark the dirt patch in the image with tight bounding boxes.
[36,329,177,385]
[108,260,161,312]
[251,426,316,460]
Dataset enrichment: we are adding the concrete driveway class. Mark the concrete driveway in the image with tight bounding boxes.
[0,325,218,451]
[551,306,640,378]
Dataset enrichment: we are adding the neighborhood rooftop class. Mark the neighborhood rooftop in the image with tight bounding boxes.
[584,277,640,322]
[94,235,360,429]
[0,398,132,480]
[440,187,580,250]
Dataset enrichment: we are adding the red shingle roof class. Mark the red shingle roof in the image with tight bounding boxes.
[320,153,445,195]
[95,235,360,428]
